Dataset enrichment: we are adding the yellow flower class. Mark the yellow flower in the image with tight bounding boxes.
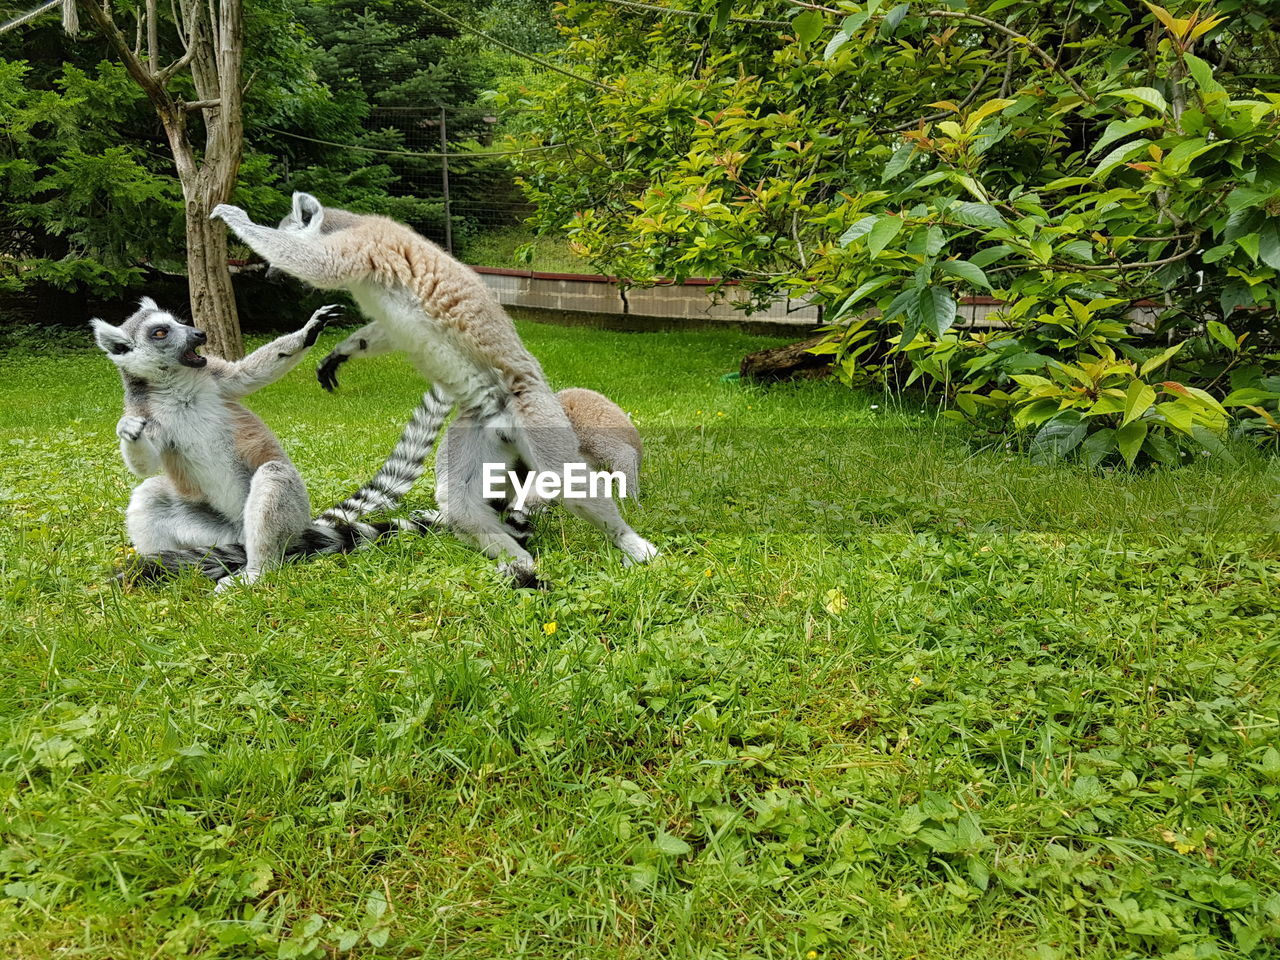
[807,952,818,959]
[909,676,923,687]
[704,568,713,577]
[543,621,557,635]
[717,411,725,416]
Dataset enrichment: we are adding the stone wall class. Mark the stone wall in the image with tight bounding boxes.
[473,267,820,331]
[472,267,1163,333]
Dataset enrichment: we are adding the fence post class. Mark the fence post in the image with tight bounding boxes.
[439,106,452,256]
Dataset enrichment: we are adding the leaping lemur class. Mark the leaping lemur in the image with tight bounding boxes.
[93,299,443,589]
[210,193,658,588]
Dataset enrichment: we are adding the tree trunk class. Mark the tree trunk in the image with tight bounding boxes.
[71,0,246,360]
[185,191,242,359]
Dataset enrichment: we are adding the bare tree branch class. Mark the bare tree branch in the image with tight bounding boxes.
[145,0,158,67]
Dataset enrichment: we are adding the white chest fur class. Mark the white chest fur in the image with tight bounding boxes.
[350,282,501,407]
[147,382,249,521]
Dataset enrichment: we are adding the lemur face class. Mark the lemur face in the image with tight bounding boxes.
[91,298,208,375]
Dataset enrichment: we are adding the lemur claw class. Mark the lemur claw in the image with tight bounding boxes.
[302,304,342,348]
[316,350,349,392]
[116,415,147,443]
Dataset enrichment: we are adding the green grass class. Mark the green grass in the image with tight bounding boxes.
[2,321,1279,959]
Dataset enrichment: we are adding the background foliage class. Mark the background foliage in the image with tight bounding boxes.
[0,0,552,297]
[501,0,1280,465]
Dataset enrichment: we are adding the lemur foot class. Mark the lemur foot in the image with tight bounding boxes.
[214,571,258,593]
[115,415,148,443]
[498,559,549,591]
[620,538,660,568]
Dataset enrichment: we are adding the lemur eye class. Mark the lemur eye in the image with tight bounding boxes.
[152,328,168,340]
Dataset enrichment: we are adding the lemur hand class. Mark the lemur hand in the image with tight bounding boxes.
[302,304,343,349]
[116,416,148,443]
[316,348,351,392]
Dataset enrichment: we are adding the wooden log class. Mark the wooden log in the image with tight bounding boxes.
[740,334,833,382]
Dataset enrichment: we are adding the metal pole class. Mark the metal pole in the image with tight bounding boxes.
[439,106,452,256]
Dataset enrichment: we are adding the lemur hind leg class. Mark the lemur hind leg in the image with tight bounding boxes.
[512,388,658,566]
[127,477,241,554]
[222,461,312,590]
[435,411,543,588]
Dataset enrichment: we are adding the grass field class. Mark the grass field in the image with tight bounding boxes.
[2,320,1279,959]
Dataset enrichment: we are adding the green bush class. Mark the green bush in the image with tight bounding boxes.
[504,0,1280,463]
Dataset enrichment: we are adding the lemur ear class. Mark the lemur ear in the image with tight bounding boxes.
[137,296,159,311]
[292,192,325,231]
[91,318,131,355]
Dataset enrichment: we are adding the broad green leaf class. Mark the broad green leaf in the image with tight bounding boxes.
[1121,380,1156,425]
[1205,320,1236,353]
[1089,116,1162,157]
[654,832,693,856]
[867,215,904,258]
[712,0,733,32]
[840,215,878,246]
[1058,239,1094,262]
[1223,387,1280,406]
[1093,139,1152,179]
[1155,400,1193,434]
[882,287,917,321]
[1014,398,1061,428]
[967,98,1016,128]
[1191,424,1237,463]
[841,11,871,34]
[1180,385,1227,416]
[1184,53,1225,94]
[1142,433,1178,465]
[824,30,850,59]
[1031,412,1086,464]
[1161,137,1225,175]
[831,276,895,317]
[970,244,1013,267]
[879,2,908,37]
[881,144,913,183]
[1259,223,1280,270]
[940,259,991,289]
[913,286,957,337]
[1080,428,1116,469]
[1111,86,1168,114]
[793,9,825,43]
[1140,341,1184,375]
[949,202,1006,229]
[1116,420,1148,466]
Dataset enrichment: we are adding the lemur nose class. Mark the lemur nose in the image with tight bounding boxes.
[193,330,207,344]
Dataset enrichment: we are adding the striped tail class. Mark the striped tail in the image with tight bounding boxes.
[120,389,454,584]
[316,387,452,526]
[120,512,444,585]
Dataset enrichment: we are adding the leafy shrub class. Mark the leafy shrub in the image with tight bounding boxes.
[506,0,1280,463]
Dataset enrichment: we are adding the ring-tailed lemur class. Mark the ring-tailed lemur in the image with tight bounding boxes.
[317,323,643,503]
[93,298,439,589]
[210,193,658,588]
